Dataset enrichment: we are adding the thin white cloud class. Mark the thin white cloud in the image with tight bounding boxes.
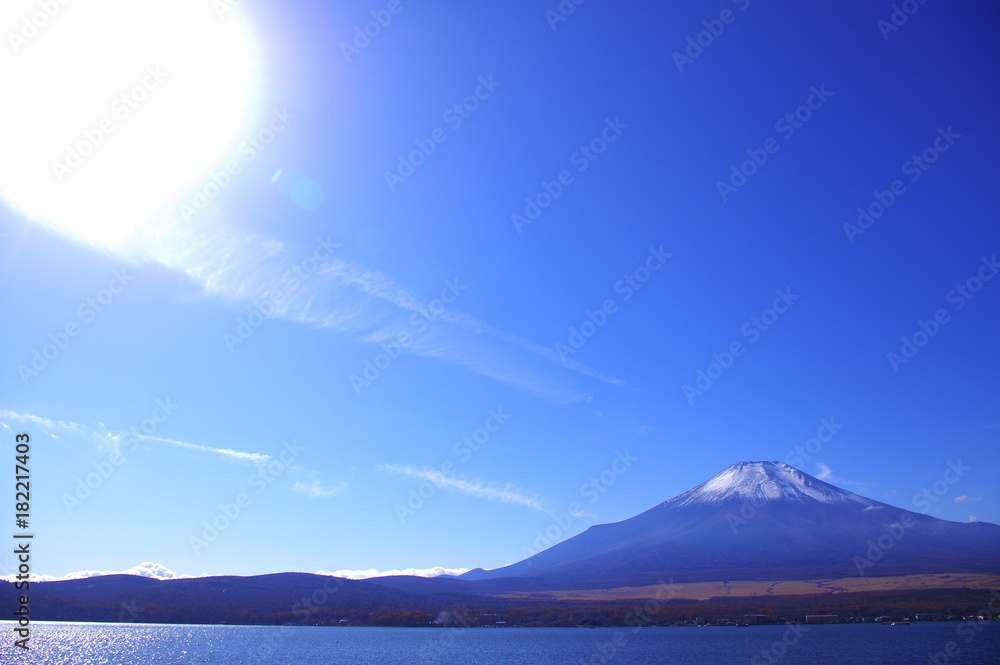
[569,507,599,519]
[968,515,980,522]
[381,464,545,512]
[814,462,870,488]
[0,410,87,436]
[955,495,983,503]
[316,567,470,580]
[138,434,272,466]
[96,208,624,403]
[292,480,347,499]
[0,409,271,466]
[301,254,627,400]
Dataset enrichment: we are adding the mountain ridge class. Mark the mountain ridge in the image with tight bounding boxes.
[10,461,998,612]
[460,460,1000,588]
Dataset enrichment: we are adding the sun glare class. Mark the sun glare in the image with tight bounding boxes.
[0,0,258,249]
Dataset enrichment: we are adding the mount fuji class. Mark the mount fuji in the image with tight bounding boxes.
[460,461,1000,589]
[10,462,999,624]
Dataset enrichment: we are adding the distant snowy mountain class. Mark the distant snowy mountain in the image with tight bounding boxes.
[19,462,998,625]
[463,461,1000,589]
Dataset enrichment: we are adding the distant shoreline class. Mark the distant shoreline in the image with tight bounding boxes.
[1,619,998,629]
[4,574,997,628]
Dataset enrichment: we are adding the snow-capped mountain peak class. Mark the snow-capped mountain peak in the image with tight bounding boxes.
[467,460,1000,588]
[667,461,874,508]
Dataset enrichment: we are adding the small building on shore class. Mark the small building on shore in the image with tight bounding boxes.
[805,615,840,624]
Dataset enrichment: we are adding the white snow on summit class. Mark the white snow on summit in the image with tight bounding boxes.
[668,461,875,508]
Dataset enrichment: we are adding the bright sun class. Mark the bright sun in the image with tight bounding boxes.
[0,0,257,249]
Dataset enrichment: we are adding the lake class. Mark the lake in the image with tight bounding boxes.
[0,621,997,664]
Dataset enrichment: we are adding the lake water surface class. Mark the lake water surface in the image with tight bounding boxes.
[0,621,997,664]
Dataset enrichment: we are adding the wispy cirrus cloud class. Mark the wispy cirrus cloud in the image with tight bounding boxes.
[67,208,625,403]
[0,410,87,437]
[0,409,271,466]
[380,464,545,512]
[955,495,983,503]
[135,433,273,466]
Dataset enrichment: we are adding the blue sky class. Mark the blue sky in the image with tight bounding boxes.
[0,0,998,580]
